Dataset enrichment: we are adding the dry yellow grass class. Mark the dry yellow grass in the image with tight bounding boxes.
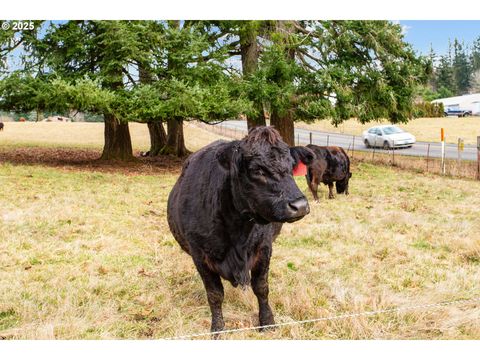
[1,123,480,340]
[297,117,480,145]
[0,121,228,152]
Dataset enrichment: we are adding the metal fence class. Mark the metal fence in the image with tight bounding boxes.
[195,121,480,181]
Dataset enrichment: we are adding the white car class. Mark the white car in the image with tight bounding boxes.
[362,125,416,149]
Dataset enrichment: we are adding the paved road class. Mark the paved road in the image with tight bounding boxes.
[216,120,479,161]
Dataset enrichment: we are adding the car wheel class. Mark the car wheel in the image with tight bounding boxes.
[364,139,370,148]
[383,141,390,150]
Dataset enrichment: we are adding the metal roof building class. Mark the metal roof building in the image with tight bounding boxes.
[431,93,480,115]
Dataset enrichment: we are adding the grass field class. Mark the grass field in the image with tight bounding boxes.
[0,121,228,152]
[297,116,480,145]
[1,122,480,339]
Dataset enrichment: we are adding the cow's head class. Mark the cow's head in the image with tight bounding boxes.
[218,126,315,224]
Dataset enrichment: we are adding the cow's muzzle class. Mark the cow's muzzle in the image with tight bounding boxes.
[285,196,310,222]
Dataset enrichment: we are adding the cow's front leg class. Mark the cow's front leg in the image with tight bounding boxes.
[194,260,225,336]
[251,246,274,330]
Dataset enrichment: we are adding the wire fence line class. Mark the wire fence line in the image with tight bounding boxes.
[195,121,480,181]
[164,295,480,340]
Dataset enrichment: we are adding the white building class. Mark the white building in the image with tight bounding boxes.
[431,93,480,115]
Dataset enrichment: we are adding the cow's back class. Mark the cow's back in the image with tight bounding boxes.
[307,145,350,183]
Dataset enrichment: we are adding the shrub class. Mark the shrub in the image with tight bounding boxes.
[414,102,444,117]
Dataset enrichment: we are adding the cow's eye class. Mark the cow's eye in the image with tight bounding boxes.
[253,169,264,176]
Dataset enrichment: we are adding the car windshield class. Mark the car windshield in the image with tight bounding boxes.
[382,126,404,135]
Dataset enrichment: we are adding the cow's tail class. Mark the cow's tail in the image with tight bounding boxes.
[336,147,351,194]
[339,147,352,178]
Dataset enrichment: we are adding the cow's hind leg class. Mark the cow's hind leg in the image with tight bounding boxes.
[193,259,225,336]
[327,182,335,199]
[251,246,275,330]
[307,176,320,202]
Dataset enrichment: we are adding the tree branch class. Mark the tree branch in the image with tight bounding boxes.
[122,67,137,85]
[297,52,318,72]
[292,21,310,35]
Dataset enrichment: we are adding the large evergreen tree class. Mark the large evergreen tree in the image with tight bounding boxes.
[0,20,247,158]
[469,36,480,93]
[248,20,430,145]
[452,39,471,94]
[1,20,434,152]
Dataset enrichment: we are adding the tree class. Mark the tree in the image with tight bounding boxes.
[0,21,149,160]
[237,21,267,129]
[452,39,471,94]
[136,23,168,156]
[435,54,456,94]
[140,20,248,156]
[194,20,268,130]
[246,20,430,145]
[469,36,480,93]
[470,70,480,93]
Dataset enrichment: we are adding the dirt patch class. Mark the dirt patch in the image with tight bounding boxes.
[0,146,185,175]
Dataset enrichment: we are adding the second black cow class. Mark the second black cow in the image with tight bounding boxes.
[305,145,352,201]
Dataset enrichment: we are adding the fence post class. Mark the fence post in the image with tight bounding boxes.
[372,143,376,161]
[477,136,480,180]
[352,135,355,159]
[392,140,395,166]
[441,128,446,175]
[426,143,430,172]
[309,132,312,145]
[297,133,300,146]
[457,137,464,169]
[326,135,329,146]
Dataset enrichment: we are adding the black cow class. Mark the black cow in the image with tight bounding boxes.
[305,145,352,201]
[0,122,4,131]
[167,127,315,334]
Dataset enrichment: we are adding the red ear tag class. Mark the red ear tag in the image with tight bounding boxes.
[292,161,307,176]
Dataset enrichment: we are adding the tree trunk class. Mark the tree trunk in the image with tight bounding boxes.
[240,23,266,130]
[270,108,295,146]
[147,121,167,156]
[158,20,189,158]
[160,117,189,157]
[138,59,167,157]
[101,113,134,161]
[268,20,296,146]
[100,53,133,161]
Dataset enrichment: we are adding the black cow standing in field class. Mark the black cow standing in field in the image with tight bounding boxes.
[167,127,315,334]
[305,145,352,201]
[0,122,4,131]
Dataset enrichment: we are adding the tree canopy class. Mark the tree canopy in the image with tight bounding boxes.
[1,20,430,156]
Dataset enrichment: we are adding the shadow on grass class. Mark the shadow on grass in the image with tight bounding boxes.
[0,146,185,175]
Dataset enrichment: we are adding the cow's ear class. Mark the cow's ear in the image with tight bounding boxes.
[290,146,315,166]
[217,142,242,171]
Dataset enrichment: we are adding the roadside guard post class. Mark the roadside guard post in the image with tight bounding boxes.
[458,138,464,164]
[441,128,446,175]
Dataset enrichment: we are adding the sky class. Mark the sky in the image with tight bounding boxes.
[400,20,480,56]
